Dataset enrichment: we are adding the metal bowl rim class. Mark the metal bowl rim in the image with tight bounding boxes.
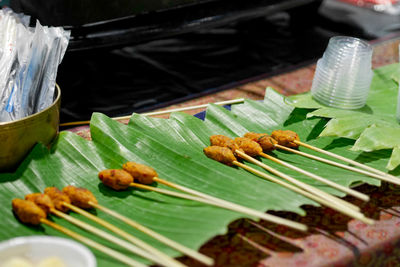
[0,84,61,127]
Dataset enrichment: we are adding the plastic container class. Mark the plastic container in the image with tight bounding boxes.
[0,236,96,267]
[311,36,373,109]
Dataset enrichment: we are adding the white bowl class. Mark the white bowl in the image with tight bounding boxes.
[0,236,96,267]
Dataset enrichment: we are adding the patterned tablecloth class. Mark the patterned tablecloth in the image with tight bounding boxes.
[67,35,400,266]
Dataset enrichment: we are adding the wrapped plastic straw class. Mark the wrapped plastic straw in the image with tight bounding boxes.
[0,8,70,122]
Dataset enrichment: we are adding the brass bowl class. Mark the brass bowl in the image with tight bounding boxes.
[0,85,61,172]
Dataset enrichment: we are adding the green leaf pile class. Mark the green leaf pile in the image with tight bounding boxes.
[289,63,400,170]
[0,87,393,266]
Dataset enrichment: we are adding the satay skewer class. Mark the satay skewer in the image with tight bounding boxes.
[293,140,400,184]
[154,160,374,225]
[203,146,374,225]
[59,186,212,266]
[87,201,214,266]
[239,133,369,202]
[12,199,145,267]
[211,135,362,212]
[99,167,308,232]
[269,129,400,185]
[42,188,185,267]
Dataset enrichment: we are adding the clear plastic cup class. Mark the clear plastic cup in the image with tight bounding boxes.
[311,36,373,109]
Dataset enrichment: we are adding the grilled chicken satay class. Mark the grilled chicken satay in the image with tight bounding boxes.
[44,187,71,212]
[233,137,263,157]
[203,146,237,166]
[39,187,171,266]
[244,132,277,152]
[209,135,241,154]
[66,180,207,266]
[62,186,98,209]
[27,187,97,212]
[98,158,309,233]
[271,130,300,149]
[232,134,368,211]
[99,163,158,190]
[98,169,133,191]
[208,135,263,160]
[25,193,55,214]
[14,196,148,267]
[123,162,157,185]
[12,199,47,225]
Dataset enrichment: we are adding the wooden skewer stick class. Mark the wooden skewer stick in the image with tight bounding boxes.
[233,161,374,225]
[40,218,146,267]
[60,98,245,127]
[129,182,308,232]
[294,140,400,184]
[237,234,274,256]
[154,176,274,213]
[246,219,305,250]
[259,152,370,202]
[236,150,361,212]
[61,203,186,267]
[50,208,176,267]
[138,98,245,117]
[154,173,356,218]
[88,201,214,266]
[275,144,400,185]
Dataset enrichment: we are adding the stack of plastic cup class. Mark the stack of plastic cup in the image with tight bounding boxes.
[311,36,373,109]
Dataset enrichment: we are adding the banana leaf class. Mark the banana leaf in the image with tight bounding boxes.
[0,87,393,266]
[289,63,400,170]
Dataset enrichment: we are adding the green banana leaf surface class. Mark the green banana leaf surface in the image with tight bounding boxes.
[289,63,400,170]
[0,84,394,266]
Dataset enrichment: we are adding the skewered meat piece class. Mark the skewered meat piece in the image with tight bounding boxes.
[12,199,46,225]
[123,162,157,185]
[271,130,300,148]
[203,146,237,166]
[98,169,133,190]
[44,187,71,212]
[210,135,240,153]
[234,137,262,157]
[62,186,98,209]
[25,193,54,214]
[244,132,277,152]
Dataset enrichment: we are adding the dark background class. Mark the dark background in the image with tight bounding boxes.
[11,0,400,123]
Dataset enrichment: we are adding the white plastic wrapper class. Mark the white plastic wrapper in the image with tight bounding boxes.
[0,8,70,122]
